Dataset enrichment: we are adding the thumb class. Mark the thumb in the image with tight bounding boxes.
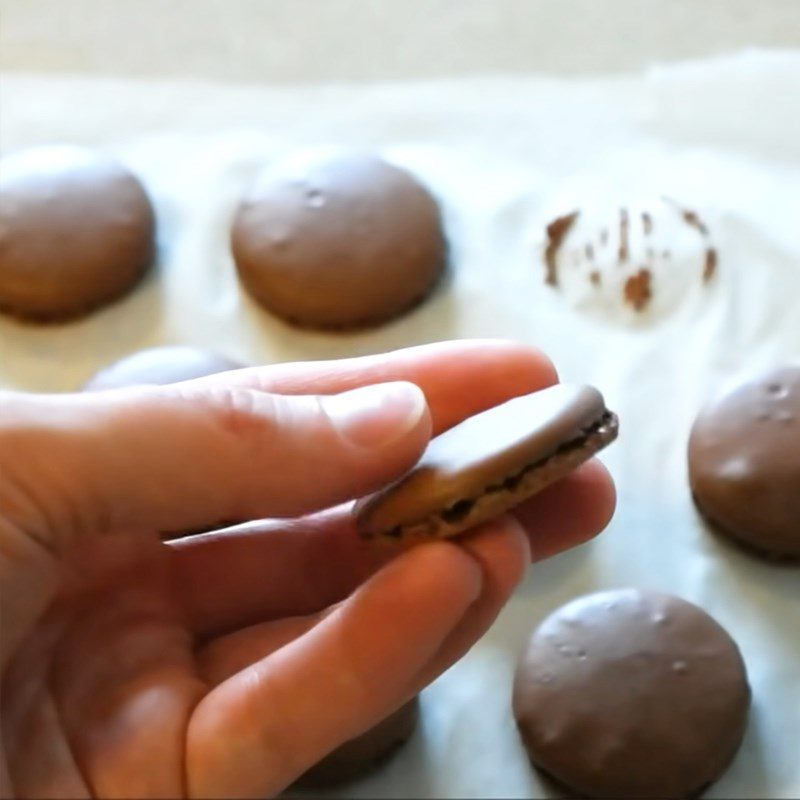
[0,381,430,547]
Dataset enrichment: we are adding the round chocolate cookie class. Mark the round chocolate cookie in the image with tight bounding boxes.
[83,346,241,390]
[231,151,446,329]
[688,365,800,560]
[356,384,618,544]
[513,589,750,799]
[0,145,156,322]
[294,697,419,787]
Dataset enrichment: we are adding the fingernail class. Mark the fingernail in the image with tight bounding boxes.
[322,381,428,450]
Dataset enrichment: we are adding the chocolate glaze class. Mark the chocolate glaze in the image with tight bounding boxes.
[356,385,617,540]
[83,346,241,390]
[688,365,800,559]
[513,589,750,799]
[231,151,445,330]
[0,145,155,321]
[294,698,418,787]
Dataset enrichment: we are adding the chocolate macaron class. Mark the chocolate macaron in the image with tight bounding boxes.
[0,145,155,322]
[513,589,750,799]
[83,346,241,390]
[356,384,617,543]
[231,151,446,330]
[294,698,419,787]
[688,365,800,560]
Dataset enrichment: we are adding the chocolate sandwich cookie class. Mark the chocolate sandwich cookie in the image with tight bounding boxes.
[688,365,800,560]
[356,384,617,543]
[83,346,241,390]
[231,151,446,330]
[294,698,419,787]
[0,145,155,322]
[513,589,750,799]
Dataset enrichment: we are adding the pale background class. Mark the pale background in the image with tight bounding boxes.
[2,0,799,81]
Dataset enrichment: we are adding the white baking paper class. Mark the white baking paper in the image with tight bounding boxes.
[1,50,799,798]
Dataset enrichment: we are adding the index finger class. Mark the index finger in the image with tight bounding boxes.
[193,339,557,436]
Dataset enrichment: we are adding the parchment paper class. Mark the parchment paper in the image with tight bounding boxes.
[1,50,799,798]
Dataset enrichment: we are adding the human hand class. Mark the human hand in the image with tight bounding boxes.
[0,340,615,799]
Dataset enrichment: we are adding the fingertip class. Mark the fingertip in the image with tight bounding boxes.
[512,458,617,562]
[460,514,531,587]
[581,458,617,533]
[479,339,559,389]
[518,345,559,388]
[389,539,484,608]
[558,458,616,540]
[456,516,531,605]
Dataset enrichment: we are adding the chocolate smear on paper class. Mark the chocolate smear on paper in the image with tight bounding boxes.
[543,211,579,287]
[703,248,718,282]
[624,268,652,312]
[618,208,630,263]
[663,196,711,237]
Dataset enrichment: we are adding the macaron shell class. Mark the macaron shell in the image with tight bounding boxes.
[688,365,800,558]
[513,589,750,799]
[0,145,155,321]
[356,384,613,539]
[231,151,445,329]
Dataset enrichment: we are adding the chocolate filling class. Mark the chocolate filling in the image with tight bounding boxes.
[440,498,476,523]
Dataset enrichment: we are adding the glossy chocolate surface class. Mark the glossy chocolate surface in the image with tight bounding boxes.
[231,151,445,329]
[513,589,750,798]
[689,365,800,558]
